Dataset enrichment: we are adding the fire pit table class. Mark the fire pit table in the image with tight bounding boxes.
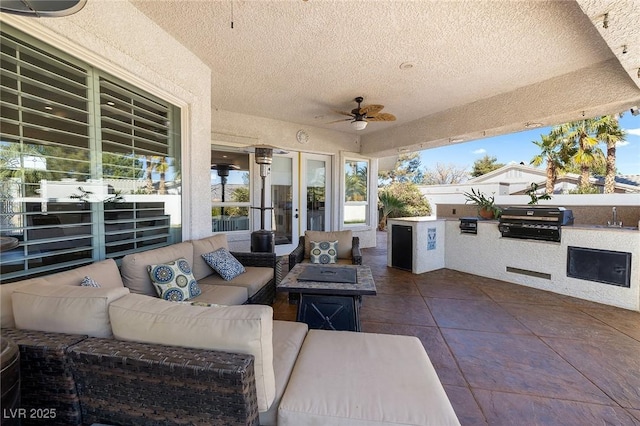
[277,263,376,331]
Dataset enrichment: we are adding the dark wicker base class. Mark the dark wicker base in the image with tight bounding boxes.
[69,337,260,426]
[232,251,281,305]
[246,279,276,305]
[1,328,87,426]
[0,328,262,426]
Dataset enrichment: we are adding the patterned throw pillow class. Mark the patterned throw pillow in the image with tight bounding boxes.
[80,276,101,288]
[201,248,246,281]
[310,240,338,264]
[147,258,202,301]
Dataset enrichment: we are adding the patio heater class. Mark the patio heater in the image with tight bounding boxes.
[211,163,239,219]
[250,145,286,252]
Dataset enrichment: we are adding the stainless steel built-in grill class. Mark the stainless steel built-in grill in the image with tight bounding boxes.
[498,207,574,242]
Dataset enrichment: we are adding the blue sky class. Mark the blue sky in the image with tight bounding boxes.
[419,113,640,176]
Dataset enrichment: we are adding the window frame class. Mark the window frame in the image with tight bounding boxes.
[342,156,370,228]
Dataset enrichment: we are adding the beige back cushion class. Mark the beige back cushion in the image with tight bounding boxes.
[12,283,130,338]
[109,294,275,412]
[120,242,194,296]
[304,230,353,260]
[190,234,229,280]
[0,258,123,328]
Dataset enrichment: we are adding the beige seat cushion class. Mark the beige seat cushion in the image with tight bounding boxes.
[190,234,229,280]
[304,230,352,260]
[199,266,273,297]
[1,259,124,328]
[195,283,248,305]
[12,283,130,338]
[278,330,460,426]
[120,242,194,296]
[109,294,275,412]
[259,320,308,425]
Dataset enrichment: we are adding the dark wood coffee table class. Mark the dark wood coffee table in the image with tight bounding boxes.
[277,263,376,332]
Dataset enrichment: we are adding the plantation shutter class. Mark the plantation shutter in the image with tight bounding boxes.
[99,78,172,258]
[0,30,94,276]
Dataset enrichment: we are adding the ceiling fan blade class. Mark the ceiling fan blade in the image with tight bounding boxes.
[326,118,352,124]
[333,110,354,117]
[359,104,384,116]
[367,113,396,122]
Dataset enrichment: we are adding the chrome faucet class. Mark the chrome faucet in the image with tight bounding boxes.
[607,207,622,227]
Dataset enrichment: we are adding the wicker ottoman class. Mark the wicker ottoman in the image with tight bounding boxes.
[1,336,20,426]
[277,330,460,426]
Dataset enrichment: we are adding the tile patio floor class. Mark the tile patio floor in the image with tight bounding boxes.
[272,231,640,425]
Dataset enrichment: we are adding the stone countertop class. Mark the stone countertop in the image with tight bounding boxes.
[277,263,377,296]
[388,217,445,222]
[566,224,639,231]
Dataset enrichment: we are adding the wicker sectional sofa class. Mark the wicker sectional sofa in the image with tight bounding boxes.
[118,234,280,305]
[0,234,460,426]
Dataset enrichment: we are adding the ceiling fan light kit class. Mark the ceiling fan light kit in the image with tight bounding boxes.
[330,96,396,131]
[351,120,368,131]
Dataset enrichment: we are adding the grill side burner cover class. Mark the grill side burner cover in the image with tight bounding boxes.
[459,217,478,234]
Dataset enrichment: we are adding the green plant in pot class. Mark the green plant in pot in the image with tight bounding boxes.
[463,188,501,219]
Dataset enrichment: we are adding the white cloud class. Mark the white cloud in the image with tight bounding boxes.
[616,140,630,147]
[626,128,640,136]
[472,148,486,154]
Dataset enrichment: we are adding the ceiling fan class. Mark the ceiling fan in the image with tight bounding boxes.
[329,97,396,131]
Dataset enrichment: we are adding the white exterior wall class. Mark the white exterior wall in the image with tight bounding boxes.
[444,221,640,311]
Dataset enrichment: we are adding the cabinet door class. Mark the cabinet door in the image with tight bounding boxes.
[391,225,412,271]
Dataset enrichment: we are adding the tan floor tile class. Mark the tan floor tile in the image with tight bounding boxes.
[474,389,639,426]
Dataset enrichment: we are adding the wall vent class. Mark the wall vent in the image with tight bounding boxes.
[506,266,551,280]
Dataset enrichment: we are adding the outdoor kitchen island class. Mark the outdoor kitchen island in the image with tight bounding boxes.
[444,219,639,312]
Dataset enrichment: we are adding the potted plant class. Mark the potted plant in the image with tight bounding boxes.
[525,182,552,205]
[463,188,500,219]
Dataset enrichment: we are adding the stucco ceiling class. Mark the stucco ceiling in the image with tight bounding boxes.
[131,0,640,157]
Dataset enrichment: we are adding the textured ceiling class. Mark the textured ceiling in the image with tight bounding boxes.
[131,0,640,157]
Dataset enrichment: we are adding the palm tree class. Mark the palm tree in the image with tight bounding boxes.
[345,162,367,201]
[144,156,155,194]
[530,133,576,194]
[595,115,625,194]
[377,191,406,231]
[552,119,602,191]
[154,157,169,195]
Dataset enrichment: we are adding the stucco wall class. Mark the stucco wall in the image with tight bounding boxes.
[444,221,640,311]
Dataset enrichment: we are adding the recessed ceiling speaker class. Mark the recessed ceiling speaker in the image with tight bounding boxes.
[0,0,86,17]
